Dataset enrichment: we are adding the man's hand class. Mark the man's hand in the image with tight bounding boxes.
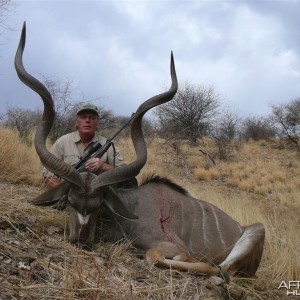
[85,157,109,172]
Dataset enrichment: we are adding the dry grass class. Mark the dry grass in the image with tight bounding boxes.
[1,127,299,299]
[193,139,300,195]
[0,125,42,185]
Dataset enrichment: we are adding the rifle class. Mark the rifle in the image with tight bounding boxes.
[74,113,135,173]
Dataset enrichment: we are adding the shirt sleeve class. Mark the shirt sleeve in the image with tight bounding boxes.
[106,143,126,168]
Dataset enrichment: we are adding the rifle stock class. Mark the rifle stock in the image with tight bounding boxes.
[76,140,113,173]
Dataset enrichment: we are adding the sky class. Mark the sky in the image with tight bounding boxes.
[0,0,300,119]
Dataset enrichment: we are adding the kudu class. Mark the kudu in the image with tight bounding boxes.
[15,22,265,282]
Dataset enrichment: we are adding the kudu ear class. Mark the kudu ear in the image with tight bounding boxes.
[30,181,70,206]
[103,187,138,220]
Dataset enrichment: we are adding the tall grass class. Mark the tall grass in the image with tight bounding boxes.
[193,139,300,195]
[0,125,41,185]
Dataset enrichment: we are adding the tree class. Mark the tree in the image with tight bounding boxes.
[271,98,300,150]
[155,83,221,143]
[97,109,119,135]
[0,0,14,31]
[0,0,15,47]
[0,107,41,145]
[1,76,132,144]
[212,109,240,160]
[42,77,114,142]
[241,116,276,141]
[43,77,80,142]
[0,76,81,144]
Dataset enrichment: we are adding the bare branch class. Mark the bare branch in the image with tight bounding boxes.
[155,82,221,144]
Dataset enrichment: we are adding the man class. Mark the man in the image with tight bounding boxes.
[43,103,130,188]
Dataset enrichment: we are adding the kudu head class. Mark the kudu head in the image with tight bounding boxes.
[15,22,178,247]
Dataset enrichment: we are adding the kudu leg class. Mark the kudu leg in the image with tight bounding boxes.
[219,222,265,277]
[145,241,220,276]
[68,206,99,248]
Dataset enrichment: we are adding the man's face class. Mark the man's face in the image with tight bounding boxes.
[76,112,98,136]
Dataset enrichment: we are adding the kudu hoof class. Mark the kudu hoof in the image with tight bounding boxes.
[218,266,230,284]
[73,241,93,251]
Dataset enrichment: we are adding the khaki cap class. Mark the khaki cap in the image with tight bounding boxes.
[76,103,99,116]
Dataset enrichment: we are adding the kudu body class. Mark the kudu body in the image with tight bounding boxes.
[101,177,264,279]
[16,22,265,281]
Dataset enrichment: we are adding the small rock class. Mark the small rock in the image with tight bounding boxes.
[17,262,30,271]
[95,256,105,266]
[3,258,12,264]
[209,275,224,286]
[46,226,61,235]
